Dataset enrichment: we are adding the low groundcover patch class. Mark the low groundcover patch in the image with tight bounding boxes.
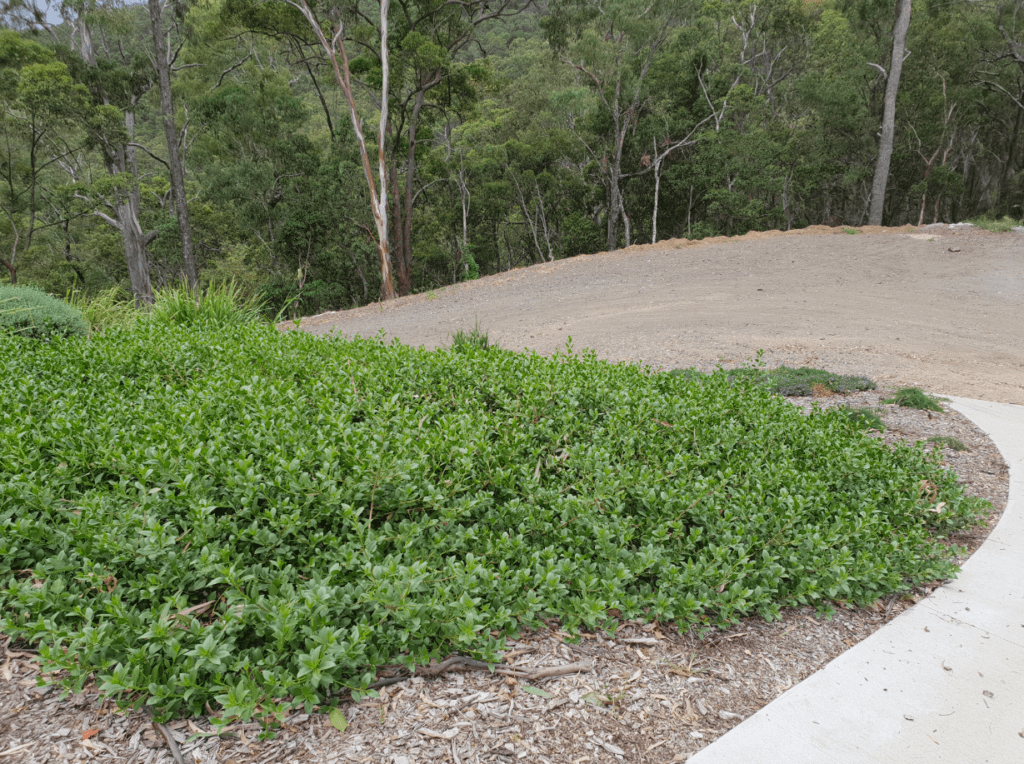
[0,324,985,723]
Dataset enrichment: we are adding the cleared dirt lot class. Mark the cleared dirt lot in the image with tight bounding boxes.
[294,224,1024,405]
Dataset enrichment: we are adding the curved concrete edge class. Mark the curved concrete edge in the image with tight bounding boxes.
[687,397,1024,764]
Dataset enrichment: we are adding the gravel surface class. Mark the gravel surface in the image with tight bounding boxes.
[291,225,1024,405]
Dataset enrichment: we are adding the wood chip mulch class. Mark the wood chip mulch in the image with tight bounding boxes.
[0,386,1010,764]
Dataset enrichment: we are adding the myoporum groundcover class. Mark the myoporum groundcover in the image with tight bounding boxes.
[0,323,985,723]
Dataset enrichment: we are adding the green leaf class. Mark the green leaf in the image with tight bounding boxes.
[328,708,348,733]
[521,685,553,698]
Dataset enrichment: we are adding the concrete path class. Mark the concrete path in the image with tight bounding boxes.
[688,397,1024,763]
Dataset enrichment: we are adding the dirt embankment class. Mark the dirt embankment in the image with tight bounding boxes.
[292,225,1024,405]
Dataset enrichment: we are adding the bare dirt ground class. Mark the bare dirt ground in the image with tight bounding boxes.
[1,225,1018,764]
[294,225,1024,405]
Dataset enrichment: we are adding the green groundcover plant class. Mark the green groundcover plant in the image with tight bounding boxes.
[670,365,875,397]
[0,324,985,725]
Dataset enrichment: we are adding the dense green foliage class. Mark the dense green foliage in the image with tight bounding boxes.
[0,325,985,722]
[0,284,88,339]
[1,1,1023,309]
[450,324,496,352]
[65,288,138,333]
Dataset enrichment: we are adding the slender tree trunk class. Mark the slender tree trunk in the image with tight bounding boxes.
[148,0,197,288]
[292,0,397,300]
[389,161,403,288]
[687,185,694,237]
[103,119,155,306]
[459,163,469,254]
[534,178,554,261]
[652,143,662,243]
[121,201,155,307]
[73,10,156,305]
[868,0,912,226]
[607,170,621,251]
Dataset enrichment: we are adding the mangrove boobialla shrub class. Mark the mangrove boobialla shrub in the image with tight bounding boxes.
[0,324,986,723]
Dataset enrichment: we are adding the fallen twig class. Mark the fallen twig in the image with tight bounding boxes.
[143,705,186,764]
[367,655,591,690]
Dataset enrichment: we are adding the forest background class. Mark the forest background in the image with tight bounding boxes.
[0,0,1022,314]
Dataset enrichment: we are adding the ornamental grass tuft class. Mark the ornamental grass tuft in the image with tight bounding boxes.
[0,325,986,724]
[883,387,944,412]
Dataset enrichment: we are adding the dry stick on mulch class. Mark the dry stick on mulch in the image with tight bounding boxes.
[144,705,186,764]
[368,655,592,690]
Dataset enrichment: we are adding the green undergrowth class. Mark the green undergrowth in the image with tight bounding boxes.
[967,215,1023,232]
[450,324,495,353]
[0,325,985,725]
[670,365,875,397]
[65,287,138,334]
[926,436,969,452]
[149,281,268,328]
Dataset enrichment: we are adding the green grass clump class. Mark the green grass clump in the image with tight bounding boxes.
[967,215,1022,232]
[883,387,944,412]
[842,406,885,432]
[450,324,495,352]
[926,436,968,452]
[0,284,88,340]
[0,326,985,724]
[149,281,266,328]
[669,365,875,397]
[65,287,137,334]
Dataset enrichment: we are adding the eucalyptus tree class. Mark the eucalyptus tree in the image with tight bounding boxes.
[543,0,681,251]
[985,0,1024,113]
[327,0,531,295]
[0,31,110,283]
[867,0,911,225]
[147,0,197,288]
[1,0,196,303]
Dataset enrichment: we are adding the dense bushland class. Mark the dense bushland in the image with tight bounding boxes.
[2,1,1024,311]
[0,324,985,722]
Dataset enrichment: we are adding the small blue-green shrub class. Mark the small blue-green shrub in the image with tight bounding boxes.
[0,284,88,340]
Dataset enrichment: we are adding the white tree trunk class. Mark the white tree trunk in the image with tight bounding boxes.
[291,0,397,300]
